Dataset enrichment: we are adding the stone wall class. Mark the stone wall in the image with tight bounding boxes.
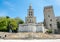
[0,32,60,39]
[18,24,45,33]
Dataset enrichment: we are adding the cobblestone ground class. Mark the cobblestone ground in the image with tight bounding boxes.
[0,32,60,39]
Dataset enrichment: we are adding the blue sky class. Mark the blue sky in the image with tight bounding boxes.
[0,0,60,22]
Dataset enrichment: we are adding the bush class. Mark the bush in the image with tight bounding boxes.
[46,30,52,33]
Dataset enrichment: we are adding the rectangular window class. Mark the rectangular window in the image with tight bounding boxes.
[50,24,52,27]
[48,15,50,17]
[50,19,52,21]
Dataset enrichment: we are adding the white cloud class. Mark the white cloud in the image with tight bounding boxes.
[3,1,13,7]
[9,8,16,11]
[3,1,15,11]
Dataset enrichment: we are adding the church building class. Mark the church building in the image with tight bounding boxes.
[18,4,45,33]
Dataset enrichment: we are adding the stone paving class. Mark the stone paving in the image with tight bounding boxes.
[0,32,60,39]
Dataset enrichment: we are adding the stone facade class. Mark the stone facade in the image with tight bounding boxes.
[25,4,36,24]
[18,5,59,33]
[18,23,45,33]
[18,4,45,33]
[56,16,60,33]
[44,6,57,33]
[56,16,60,22]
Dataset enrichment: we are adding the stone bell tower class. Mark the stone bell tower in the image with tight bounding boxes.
[25,4,36,24]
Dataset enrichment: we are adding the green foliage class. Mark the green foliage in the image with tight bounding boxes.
[0,17,7,31]
[6,16,10,19]
[0,16,24,32]
[57,22,60,28]
[9,19,17,30]
[46,29,52,33]
[15,17,24,24]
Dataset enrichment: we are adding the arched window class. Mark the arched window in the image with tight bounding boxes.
[30,19,31,23]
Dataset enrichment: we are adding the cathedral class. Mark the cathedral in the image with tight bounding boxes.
[18,4,45,33]
[18,4,58,33]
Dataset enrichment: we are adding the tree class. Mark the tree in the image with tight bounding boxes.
[6,16,10,19]
[0,17,7,32]
[15,17,24,24]
[15,17,24,32]
[6,18,17,32]
[57,22,60,28]
[0,16,24,32]
[10,19,17,30]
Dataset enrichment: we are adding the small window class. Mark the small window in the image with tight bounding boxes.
[29,14,30,16]
[31,14,32,16]
[50,19,52,21]
[30,12,32,16]
[50,24,52,27]
[48,15,50,17]
[30,19,31,22]
[29,19,32,23]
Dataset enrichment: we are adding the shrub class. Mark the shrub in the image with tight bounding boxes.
[46,30,52,33]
